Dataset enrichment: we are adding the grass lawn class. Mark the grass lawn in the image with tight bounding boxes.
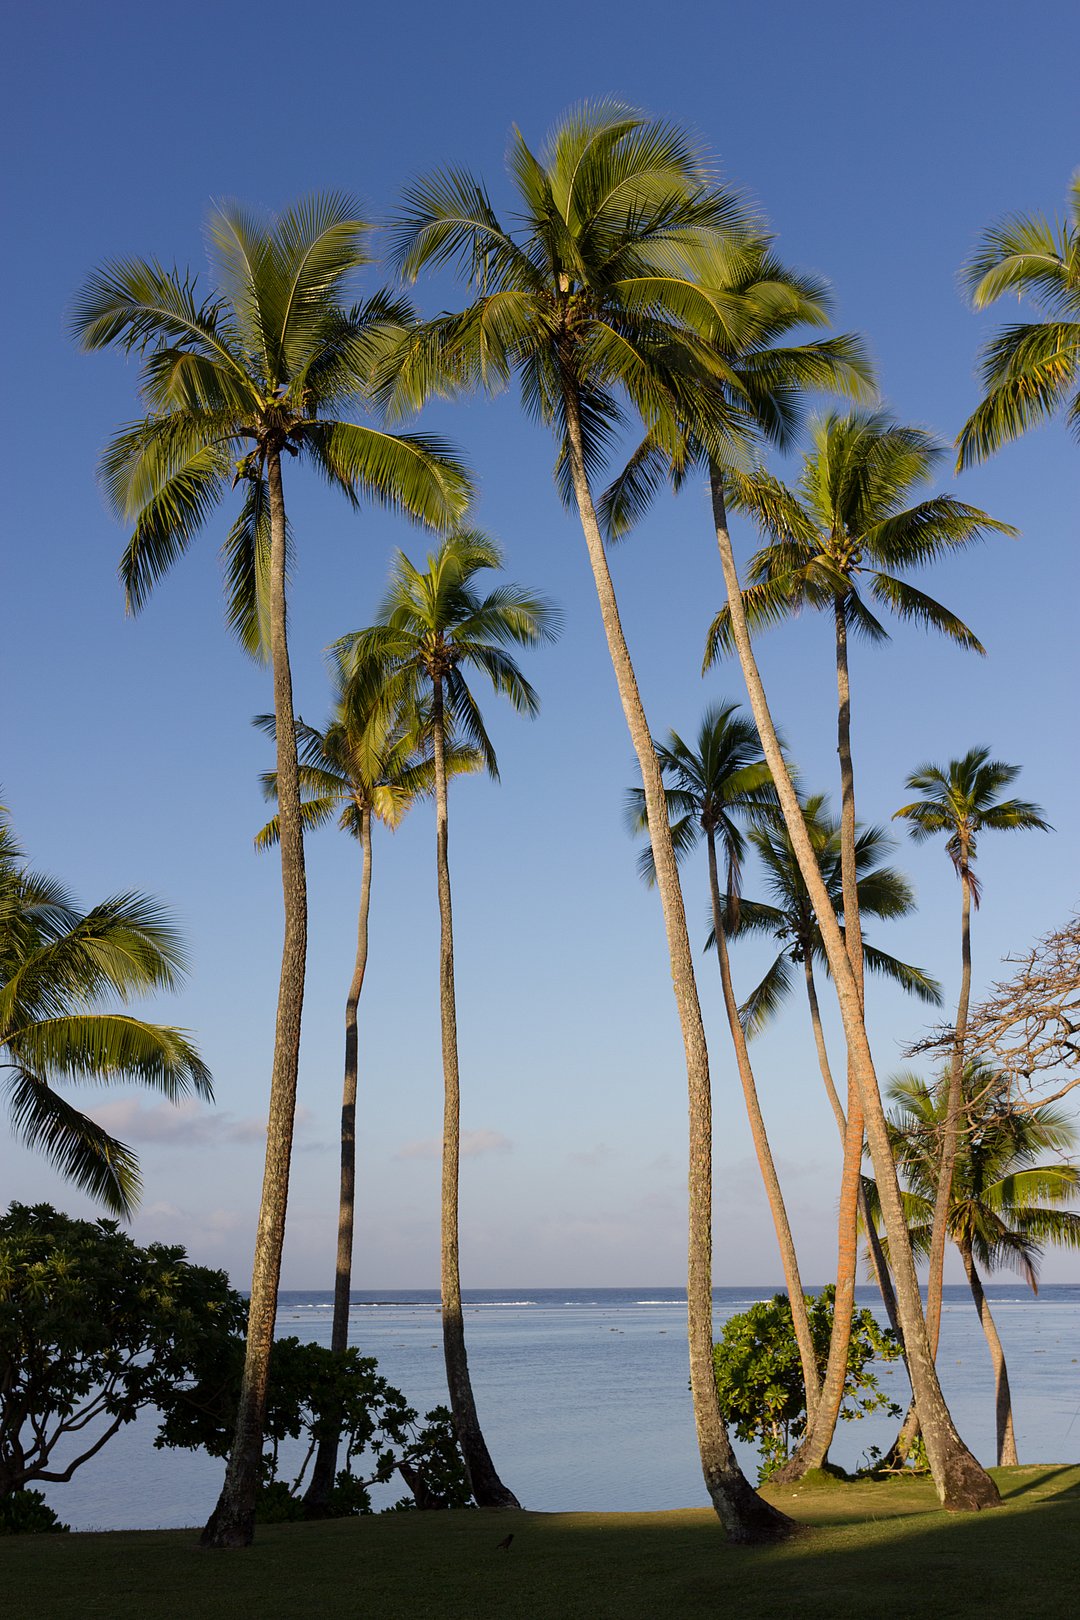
[7,1467,1080,1620]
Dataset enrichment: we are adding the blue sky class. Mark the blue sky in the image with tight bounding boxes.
[3,0,1078,1287]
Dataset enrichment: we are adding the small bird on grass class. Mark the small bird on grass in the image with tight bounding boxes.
[494,1533,514,1551]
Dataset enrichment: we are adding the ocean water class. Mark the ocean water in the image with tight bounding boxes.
[39,1284,1080,1531]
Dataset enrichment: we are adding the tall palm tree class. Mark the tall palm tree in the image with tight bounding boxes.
[0,805,211,1217]
[627,703,821,1414]
[73,196,471,1547]
[253,673,481,1510]
[340,531,558,1508]
[885,1066,1080,1465]
[957,174,1080,468]
[384,101,869,1540]
[706,409,1011,1009]
[893,751,1050,1361]
[698,411,1008,1502]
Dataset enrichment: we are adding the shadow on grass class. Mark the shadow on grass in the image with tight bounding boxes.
[7,1466,1079,1620]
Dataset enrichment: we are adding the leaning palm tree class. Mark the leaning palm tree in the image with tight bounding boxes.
[73,196,471,1547]
[254,673,481,1510]
[893,751,1050,1364]
[627,703,821,1415]
[383,101,868,1540]
[340,531,558,1508]
[956,174,1080,469]
[884,1066,1080,1465]
[0,805,211,1217]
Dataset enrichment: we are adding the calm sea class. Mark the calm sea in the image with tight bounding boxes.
[40,1284,1080,1531]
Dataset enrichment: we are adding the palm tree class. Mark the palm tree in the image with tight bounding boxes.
[253,672,481,1510]
[383,101,864,1540]
[73,196,471,1548]
[885,1066,1080,1465]
[695,409,1007,1506]
[627,703,822,1415]
[957,175,1080,468]
[0,805,211,1217]
[893,751,1050,1361]
[706,409,1011,1011]
[340,531,558,1508]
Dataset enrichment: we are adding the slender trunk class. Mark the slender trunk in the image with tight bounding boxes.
[960,1241,1018,1467]
[709,470,997,1510]
[833,603,863,1002]
[432,678,518,1509]
[926,868,974,1354]
[804,959,907,1372]
[304,808,373,1512]
[706,833,820,1413]
[564,383,791,1542]
[203,448,309,1548]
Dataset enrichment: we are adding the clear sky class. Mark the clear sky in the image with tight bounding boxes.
[3,0,1078,1287]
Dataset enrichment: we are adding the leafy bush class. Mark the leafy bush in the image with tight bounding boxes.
[712,1287,903,1481]
[0,1489,70,1535]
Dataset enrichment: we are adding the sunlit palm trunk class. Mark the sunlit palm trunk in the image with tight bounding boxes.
[709,471,997,1511]
[563,384,791,1542]
[803,958,907,1364]
[705,834,820,1413]
[204,448,309,1548]
[960,1240,1018,1466]
[305,807,373,1511]
[927,868,975,1353]
[432,679,519,1510]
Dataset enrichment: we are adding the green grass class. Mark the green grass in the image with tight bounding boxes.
[7,1468,1080,1620]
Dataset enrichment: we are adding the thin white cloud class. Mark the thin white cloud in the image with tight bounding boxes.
[84,1098,316,1148]
[569,1142,613,1167]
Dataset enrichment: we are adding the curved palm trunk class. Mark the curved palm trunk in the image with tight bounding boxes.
[803,959,907,1362]
[203,448,309,1548]
[710,470,997,1511]
[960,1240,1018,1466]
[432,679,518,1509]
[706,834,820,1413]
[305,807,373,1512]
[564,385,791,1543]
[926,869,975,1353]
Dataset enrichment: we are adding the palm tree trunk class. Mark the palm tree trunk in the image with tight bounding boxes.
[563,382,792,1543]
[706,833,820,1414]
[803,959,908,1377]
[709,470,997,1511]
[432,678,519,1510]
[926,869,974,1355]
[304,807,373,1512]
[960,1241,1018,1466]
[203,447,309,1548]
[774,600,864,1476]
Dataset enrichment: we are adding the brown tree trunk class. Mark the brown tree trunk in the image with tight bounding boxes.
[709,470,997,1511]
[432,679,519,1509]
[706,832,820,1413]
[960,1241,1018,1467]
[926,868,974,1355]
[304,807,373,1512]
[203,448,309,1548]
[563,383,792,1543]
[803,959,908,1373]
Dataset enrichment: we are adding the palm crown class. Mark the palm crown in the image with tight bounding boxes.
[338,532,560,774]
[726,795,942,1037]
[0,807,211,1216]
[73,195,470,646]
[886,1066,1080,1286]
[893,747,1050,906]
[706,409,1013,667]
[957,174,1080,468]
